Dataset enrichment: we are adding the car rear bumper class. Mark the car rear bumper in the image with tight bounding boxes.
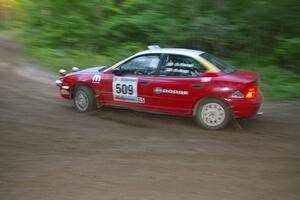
[225,91,263,118]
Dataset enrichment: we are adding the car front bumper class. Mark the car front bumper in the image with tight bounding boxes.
[56,79,72,99]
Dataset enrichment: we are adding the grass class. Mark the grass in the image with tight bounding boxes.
[0,24,10,31]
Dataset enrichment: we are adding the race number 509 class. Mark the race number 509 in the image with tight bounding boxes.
[115,83,134,95]
[113,77,138,97]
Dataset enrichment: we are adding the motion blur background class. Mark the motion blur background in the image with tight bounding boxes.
[0,0,299,100]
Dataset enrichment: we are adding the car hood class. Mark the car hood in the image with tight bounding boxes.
[65,66,108,77]
[79,66,108,73]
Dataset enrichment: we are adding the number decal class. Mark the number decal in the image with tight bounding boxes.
[121,84,127,94]
[115,83,121,94]
[128,85,134,95]
[113,77,143,103]
[114,83,134,95]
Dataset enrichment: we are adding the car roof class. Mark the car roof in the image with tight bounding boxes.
[136,48,205,57]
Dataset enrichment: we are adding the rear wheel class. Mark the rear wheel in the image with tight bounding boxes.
[73,86,97,112]
[195,98,231,130]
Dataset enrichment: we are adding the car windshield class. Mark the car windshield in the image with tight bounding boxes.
[200,53,236,73]
[98,66,110,72]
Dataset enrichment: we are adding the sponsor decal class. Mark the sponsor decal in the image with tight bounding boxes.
[113,95,145,104]
[92,74,101,83]
[137,97,145,103]
[166,61,194,68]
[154,87,189,95]
[154,87,163,94]
[165,68,190,74]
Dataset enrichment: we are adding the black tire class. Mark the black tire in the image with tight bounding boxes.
[194,98,231,130]
[73,86,97,112]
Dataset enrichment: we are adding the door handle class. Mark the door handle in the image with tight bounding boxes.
[140,80,150,85]
[192,84,202,89]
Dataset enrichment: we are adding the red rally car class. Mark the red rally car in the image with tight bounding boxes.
[56,46,263,130]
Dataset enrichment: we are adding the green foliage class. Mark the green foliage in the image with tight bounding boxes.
[274,37,300,73]
[186,15,240,56]
[17,0,300,57]
[13,0,300,100]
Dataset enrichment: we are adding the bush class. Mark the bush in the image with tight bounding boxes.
[274,37,300,73]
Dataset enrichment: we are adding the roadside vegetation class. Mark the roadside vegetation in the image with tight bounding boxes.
[2,0,300,100]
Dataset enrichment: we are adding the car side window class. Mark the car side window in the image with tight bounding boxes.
[119,55,160,76]
[159,54,207,77]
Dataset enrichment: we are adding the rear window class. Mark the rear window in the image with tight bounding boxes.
[200,53,236,74]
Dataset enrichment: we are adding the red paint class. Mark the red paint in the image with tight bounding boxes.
[59,68,262,118]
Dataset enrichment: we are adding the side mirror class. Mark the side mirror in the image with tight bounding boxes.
[112,69,125,76]
[72,67,79,72]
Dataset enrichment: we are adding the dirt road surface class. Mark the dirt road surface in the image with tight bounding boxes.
[0,31,299,200]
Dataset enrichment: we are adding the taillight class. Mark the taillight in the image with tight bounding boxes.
[231,83,258,99]
[245,85,257,99]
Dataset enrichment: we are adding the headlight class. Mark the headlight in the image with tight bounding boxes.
[55,80,62,87]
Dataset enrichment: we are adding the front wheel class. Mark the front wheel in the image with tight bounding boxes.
[73,86,97,112]
[195,98,231,130]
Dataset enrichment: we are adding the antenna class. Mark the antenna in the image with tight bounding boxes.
[147,45,160,50]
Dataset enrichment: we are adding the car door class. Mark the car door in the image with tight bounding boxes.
[100,54,162,110]
[150,54,210,115]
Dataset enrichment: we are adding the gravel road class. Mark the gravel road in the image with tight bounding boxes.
[0,31,299,200]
